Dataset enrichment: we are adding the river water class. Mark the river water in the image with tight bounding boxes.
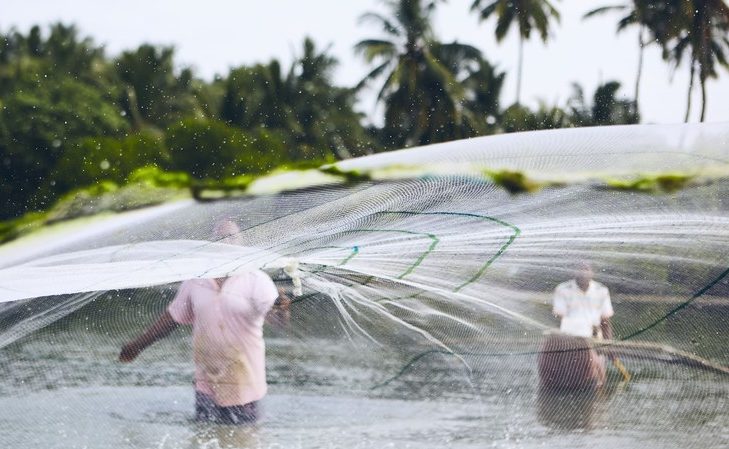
[0,294,726,449]
[1,178,728,448]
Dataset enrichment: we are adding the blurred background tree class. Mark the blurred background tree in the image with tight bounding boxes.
[583,0,652,113]
[356,0,503,147]
[0,25,127,217]
[663,0,729,122]
[114,45,204,129]
[471,0,561,105]
[568,80,640,126]
[501,80,638,132]
[0,0,727,222]
[220,38,373,160]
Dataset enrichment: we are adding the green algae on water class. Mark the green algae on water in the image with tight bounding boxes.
[484,169,544,194]
[319,165,372,184]
[606,173,693,193]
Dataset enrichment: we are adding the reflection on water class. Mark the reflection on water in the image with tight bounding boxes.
[536,386,606,431]
[0,305,727,449]
[0,346,726,449]
[192,424,260,449]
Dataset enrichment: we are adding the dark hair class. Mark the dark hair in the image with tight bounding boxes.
[576,260,593,271]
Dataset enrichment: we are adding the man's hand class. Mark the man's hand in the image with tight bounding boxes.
[600,317,613,340]
[119,342,142,363]
[266,290,292,327]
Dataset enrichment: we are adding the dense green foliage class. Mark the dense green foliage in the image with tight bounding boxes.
[0,27,129,214]
[0,0,727,224]
[0,28,374,220]
[356,0,505,147]
[501,80,639,132]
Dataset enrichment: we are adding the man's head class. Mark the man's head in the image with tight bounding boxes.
[213,219,242,245]
[574,261,593,291]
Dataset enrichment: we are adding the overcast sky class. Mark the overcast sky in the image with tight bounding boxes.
[2,0,728,125]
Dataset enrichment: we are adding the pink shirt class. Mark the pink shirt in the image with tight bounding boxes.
[167,271,278,407]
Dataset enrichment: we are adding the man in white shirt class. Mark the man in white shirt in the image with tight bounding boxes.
[538,261,614,389]
[552,261,614,340]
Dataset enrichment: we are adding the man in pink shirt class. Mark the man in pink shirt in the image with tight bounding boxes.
[119,220,289,424]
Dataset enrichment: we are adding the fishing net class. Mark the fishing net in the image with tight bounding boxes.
[1,123,728,449]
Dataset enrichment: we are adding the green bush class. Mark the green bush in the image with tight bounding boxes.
[127,165,191,188]
[0,75,129,216]
[166,119,289,180]
[53,131,167,189]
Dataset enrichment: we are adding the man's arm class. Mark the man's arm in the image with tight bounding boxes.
[552,285,567,319]
[266,288,292,327]
[600,317,613,340]
[119,310,179,362]
[599,316,617,361]
[600,286,614,340]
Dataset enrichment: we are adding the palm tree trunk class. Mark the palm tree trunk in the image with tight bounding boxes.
[700,75,707,122]
[125,85,144,130]
[634,26,645,109]
[516,35,524,105]
[684,61,695,123]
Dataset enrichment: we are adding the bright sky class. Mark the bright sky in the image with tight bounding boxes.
[2,0,728,125]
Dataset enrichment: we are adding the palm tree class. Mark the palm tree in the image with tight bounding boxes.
[458,58,506,135]
[471,0,561,104]
[289,38,374,158]
[221,38,372,159]
[567,81,640,126]
[667,0,729,122]
[0,24,107,95]
[355,0,490,147]
[221,60,296,131]
[114,45,203,129]
[43,23,102,77]
[583,1,656,111]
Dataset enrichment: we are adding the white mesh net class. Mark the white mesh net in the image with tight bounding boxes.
[1,123,728,449]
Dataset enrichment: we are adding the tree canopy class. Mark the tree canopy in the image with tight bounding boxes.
[1,1,727,221]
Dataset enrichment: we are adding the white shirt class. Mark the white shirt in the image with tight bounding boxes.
[553,279,614,338]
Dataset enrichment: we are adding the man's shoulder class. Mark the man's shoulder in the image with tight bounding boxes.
[181,278,205,289]
[591,280,610,293]
[254,269,273,279]
[229,270,275,287]
[555,280,575,292]
[241,270,273,281]
[178,278,214,296]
